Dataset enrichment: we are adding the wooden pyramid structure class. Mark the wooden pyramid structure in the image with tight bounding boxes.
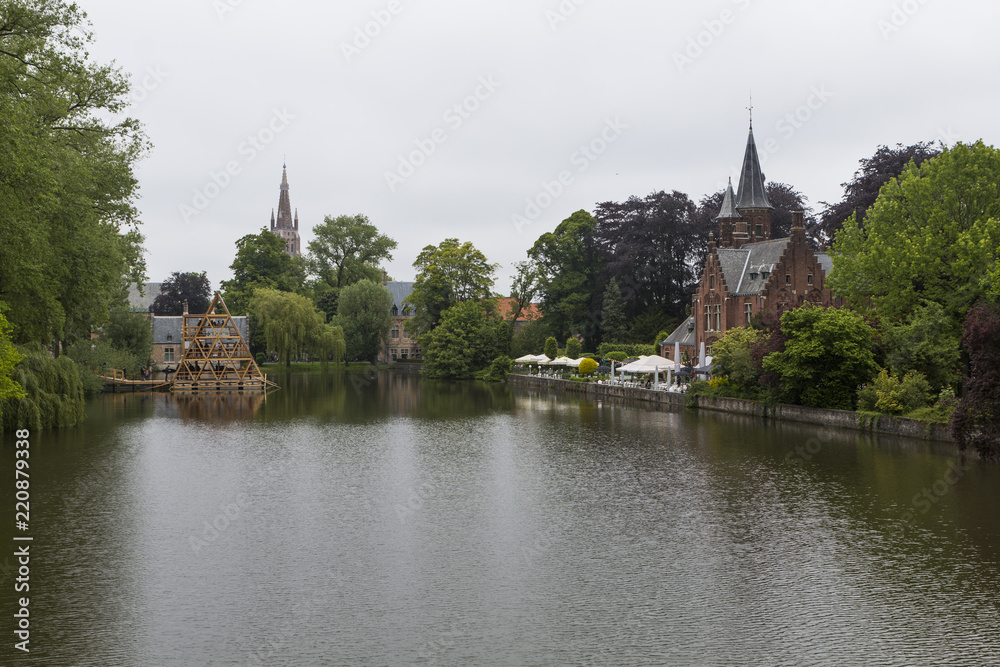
[172,293,269,392]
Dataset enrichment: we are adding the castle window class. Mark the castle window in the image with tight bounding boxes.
[705,305,711,331]
[709,274,715,290]
[785,273,791,285]
[391,324,399,339]
[164,348,174,363]
[390,349,398,361]
[713,305,721,332]
[401,348,408,360]
[745,303,752,325]
[807,273,813,285]
[755,224,762,237]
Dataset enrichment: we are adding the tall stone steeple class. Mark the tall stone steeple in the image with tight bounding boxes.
[270,162,301,256]
[735,122,773,244]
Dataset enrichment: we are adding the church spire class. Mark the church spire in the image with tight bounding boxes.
[735,124,772,211]
[275,163,293,230]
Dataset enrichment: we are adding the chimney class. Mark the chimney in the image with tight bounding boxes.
[183,299,189,315]
[792,210,806,241]
[381,269,387,286]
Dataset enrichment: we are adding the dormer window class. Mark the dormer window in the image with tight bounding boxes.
[749,272,758,281]
[761,271,769,280]
[392,305,399,316]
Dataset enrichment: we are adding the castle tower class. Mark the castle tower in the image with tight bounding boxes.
[734,123,773,244]
[270,163,301,257]
[716,177,741,248]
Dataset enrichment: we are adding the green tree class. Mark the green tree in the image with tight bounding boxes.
[544,336,558,359]
[857,369,932,415]
[529,211,603,346]
[0,312,26,419]
[249,288,327,367]
[333,279,393,363]
[510,319,548,359]
[222,230,305,314]
[307,214,396,289]
[150,272,212,315]
[407,238,498,332]
[710,327,766,398]
[600,278,628,343]
[306,214,397,319]
[882,301,961,394]
[420,301,498,379]
[0,0,148,350]
[762,305,879,410]
[104,310,152,364]
[565,337,582,359]
[829,141,1000,323]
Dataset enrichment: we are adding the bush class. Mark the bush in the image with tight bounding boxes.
[857,369,932,415]
[476,356,513,383]
[66,339,144,396]
[544,337,558,359]
[604,351,626,362]
[578,358,598,375]
[565,337,582,359]
[255,352,266,365]
[598,342,656,358]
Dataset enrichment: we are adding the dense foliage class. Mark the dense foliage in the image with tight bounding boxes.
[0,0,148,350]
[221,230,305,314]
[420,301,505,379]
[250,288,344,367]
[306,214,397,320]
[829,141,1000,323]
[407,238,498,333]
[151,272,212,315]
[762,306,879,410]
[951,302,1000,458]
[816,142,940,244]
[2,346,84,431]
[333,279,393,363]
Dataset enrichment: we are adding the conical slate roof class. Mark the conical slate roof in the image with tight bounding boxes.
[716,177,741,220]
[735,126,772,210]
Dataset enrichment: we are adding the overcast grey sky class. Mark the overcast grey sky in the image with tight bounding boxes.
[80,0,999,294]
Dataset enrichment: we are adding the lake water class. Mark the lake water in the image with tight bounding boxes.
[2,372,999,666]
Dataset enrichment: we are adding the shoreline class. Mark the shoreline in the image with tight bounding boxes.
[506,374,953,443]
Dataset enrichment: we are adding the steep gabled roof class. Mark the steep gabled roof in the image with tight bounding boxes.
[664,316,696,346]
[275,164,294,230]
[735,126,772,211]
[715,237,791,295]
[385,281,415,314]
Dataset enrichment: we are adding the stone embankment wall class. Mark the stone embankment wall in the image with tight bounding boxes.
[507,374,953,443]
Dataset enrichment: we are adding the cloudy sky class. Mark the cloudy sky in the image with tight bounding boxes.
[80,0,999,294]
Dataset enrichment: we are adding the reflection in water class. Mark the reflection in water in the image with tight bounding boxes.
[1,373,998,666]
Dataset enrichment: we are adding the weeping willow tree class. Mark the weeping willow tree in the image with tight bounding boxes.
[2,345,85,431]
[0,313,27,427]
[250,288,345,367]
